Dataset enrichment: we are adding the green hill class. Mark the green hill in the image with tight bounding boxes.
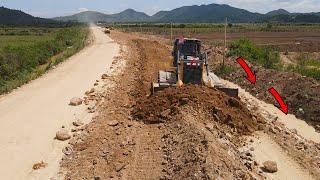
[0,6,59,26]
[53,3,320,23]
[0,6,75,27]
[266,9,290,16]
[54,9,149,23]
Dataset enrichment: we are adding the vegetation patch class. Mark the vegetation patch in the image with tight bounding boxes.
[214,64,236,75]
[227,38,280,69]
[0,26,89,94]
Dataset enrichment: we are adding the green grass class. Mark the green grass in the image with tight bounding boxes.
[0,35,54,49]
[285,53,320,80]
[226,39,320,80]
[296,53,320,67]
[287,65,320,80]
[214,64,236,76]
[0,26,89,94]
[227,38,280,69]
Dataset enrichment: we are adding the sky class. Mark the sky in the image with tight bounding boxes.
[0,0,320,18]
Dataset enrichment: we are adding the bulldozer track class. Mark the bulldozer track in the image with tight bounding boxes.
[126,125,164,180]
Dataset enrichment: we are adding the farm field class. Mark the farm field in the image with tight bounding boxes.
[0,28,58,49]
[0,26,89,94]
[119,24,320,51]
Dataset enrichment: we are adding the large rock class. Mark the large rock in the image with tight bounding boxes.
[107,120,119,126]
[101,74,109,79]
[56,129,71,141]
[73,119,84,127]
[69,97,83,106]
[262,161,278,173]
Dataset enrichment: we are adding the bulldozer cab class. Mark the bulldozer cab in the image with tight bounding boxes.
[173,38,202,66]
[172,38,207,85]
[174,38,201,56]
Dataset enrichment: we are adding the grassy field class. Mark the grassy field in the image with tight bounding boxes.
[0,28,57,49]
[0,26,89,94]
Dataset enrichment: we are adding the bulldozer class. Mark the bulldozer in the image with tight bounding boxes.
[152,38,238,97]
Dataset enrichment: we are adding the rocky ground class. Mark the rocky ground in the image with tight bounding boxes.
[59,30,320,180]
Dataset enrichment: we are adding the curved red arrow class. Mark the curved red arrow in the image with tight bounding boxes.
[268,87,288,115]
[236,57,256,84]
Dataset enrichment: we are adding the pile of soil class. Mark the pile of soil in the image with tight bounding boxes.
[133,85,263,135]
[207,47,320,131]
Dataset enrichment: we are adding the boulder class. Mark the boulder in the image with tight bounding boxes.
[56,129,71,141]
[262,161,278,173]
[69,97,83,106]
[73,119,84,127]
[107,120,119,126]
[101,74,109,79]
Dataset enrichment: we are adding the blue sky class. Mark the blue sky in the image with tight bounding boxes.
[1,0,320,18]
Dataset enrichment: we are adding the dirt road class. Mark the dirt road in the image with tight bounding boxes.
[59,30,320,180]
[0,26,119,179]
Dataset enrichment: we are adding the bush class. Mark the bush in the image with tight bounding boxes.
[227,38,280,69]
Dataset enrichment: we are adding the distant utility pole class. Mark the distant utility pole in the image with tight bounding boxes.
[140,23,142,33]
[170,23,173,42]
[223,17,228,68]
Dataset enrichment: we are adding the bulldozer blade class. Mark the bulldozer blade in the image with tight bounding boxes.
[216,87,239,98]
[151,82,176,95]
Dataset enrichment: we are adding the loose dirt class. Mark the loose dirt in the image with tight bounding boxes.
[207,46,320,132]
[60,30,320,180]
[133,85,260,135]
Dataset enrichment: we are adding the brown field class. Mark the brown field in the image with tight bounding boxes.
[162,31,320,52]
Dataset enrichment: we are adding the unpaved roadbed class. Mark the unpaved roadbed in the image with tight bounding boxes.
[61,31,320,179]
[0,26,119,180]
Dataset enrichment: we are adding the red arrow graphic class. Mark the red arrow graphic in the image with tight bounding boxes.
[236,57,256,84]
[268,87,288,115]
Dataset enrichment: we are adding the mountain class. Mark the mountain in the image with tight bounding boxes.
[150,4,264,23]
[56,4,264,23]
[266,9,290,16]
[54,9,149,23]
[54,11,108,23]
[0,6,73,26]
[54,3,320,23]
[110,9,149,22]
[0,6,53,25]
[151,11,170,21]
[264,14,320,23]
[313,12,320,16]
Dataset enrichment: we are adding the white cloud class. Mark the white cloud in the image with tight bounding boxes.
[144,6,162,15]
[78,7,89,12]
[214,0,320,13]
